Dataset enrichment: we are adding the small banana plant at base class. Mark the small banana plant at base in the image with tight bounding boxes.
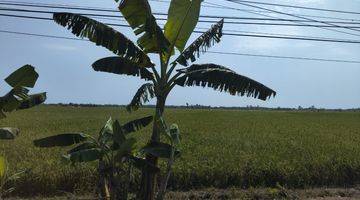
[33,115,157,200]
[140,116,181,200]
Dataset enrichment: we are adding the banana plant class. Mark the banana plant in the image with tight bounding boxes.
[52,0,276,198]
[0,65,47,139]
[33,115,156,200]
[0,65,45,197]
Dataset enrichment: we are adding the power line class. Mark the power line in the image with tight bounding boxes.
[1,1,360,24]
[2,7,360,31]
[226,0,360,15]
[205,1,360,43]
[2,11,358,43]
[0,13,131,28]
[154,0,360,22]
[1,29,359,64]
[2,7,360,25]
[153,0,360,22]
[207,51,360,64]
[0,29,83,41]
[4,0,360,21]
[153,0,360,16]
[0,0,281,16]
[195,27,360,41]
[223,0,360,37]
[217,31,360,43]
[2,13,360,44]
[204,1,360,22]
[2,0,360,38]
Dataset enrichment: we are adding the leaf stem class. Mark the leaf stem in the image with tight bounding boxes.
[166,72,182,93]
[165,62,177,81]
[151,66,161,83]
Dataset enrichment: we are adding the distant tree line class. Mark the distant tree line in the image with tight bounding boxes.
[45,103,360,112]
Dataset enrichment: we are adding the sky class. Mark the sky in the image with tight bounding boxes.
[0,0,359,109]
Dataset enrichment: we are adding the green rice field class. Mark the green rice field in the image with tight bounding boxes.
[1,105,359,196]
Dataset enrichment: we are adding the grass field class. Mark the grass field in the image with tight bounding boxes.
[1,105,360,197]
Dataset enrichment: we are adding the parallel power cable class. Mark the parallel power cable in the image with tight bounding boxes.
[206,51,360,64]
[205,1,360,39]
[203,1,360,22]
[2,7,360,26]
[2,10,359,43]
[2,13,360,44]
[1,1,360,24]
[224,0,360,37]
[1,29,359,64]
[190,0,360,22]
[226,0,360,15]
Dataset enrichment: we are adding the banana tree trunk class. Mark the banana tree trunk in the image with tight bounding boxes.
[98,160,111,200]
[156,154,174,200]
[139,96,166,200]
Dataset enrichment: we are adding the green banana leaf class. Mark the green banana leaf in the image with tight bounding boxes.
[63,148,102,163]
[33,133,88,147]
[5,65,39,88]
[141,142,180,159]
[18,92,47,110]
[67,142,97,154]
[119,0,169,53]
[122,116,153,135]
[164,0,202,52]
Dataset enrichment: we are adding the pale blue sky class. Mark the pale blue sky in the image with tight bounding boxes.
[0,0,359,109]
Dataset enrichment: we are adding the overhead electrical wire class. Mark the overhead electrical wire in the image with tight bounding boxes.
[146,0,360,22]
[224,0,360,37]
[2,10,358,43]
[0,0,289,16]
[1,29,359,64]
[2,7,360,26]
[1,2,360,43]
[204,1,360,42]
[2,0,360,38]
[224,0,360,15]
[1,1,360,23]
[195,27,360,41]
[0,29,83,41]
[0,1,359,64]
[212,1,360,38]
[206,51,360,64]
[3,0,360,16]
[2,13,360,44]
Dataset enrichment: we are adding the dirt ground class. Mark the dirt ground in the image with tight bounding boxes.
[8,187,360,199]
[166,187,360,199]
